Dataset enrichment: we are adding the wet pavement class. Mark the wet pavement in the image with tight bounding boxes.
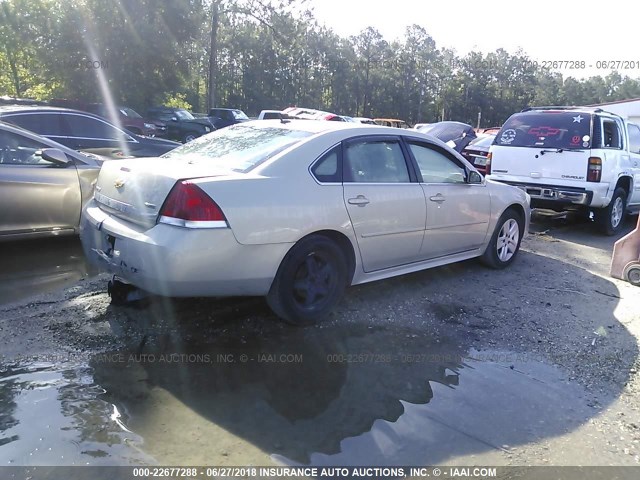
[0,237,92,306]
[0,323,613,467]
[1,214,639,470]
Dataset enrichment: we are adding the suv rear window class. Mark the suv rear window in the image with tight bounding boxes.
[495,112,592,149]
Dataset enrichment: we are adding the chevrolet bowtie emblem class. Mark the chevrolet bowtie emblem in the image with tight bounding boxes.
[114,179,125,188]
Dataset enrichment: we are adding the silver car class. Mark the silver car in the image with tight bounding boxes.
[80,120,530,324]
[0,121,103,241]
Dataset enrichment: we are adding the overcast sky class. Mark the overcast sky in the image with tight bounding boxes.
[303,0,640,80]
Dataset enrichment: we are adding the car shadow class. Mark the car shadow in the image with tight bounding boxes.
[88,248,638,466]
[530,210,638,249]
[0,237,91,306]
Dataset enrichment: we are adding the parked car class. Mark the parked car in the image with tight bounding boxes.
[146,107,215,143]
[353,117,377,125]
[282,107,345,121]
[0,120,103,241]
[461,133,495,175]
[418,121,477,153]
[258,109,283,120]
[488,106,640,234]
[49,99,168,138]
[374,118,411,129]
[86,104,167,137]
[0,106,180,157]
[81,120,530,324]
[208,108,250,129]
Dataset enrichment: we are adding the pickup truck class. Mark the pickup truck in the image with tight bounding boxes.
[487,106,640,234]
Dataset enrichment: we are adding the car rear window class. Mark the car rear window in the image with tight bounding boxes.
[161,124,313,172]
[468,134,495,148]
[495,112,592,149]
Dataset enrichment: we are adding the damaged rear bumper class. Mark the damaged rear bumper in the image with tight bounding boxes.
[80,201,292,297]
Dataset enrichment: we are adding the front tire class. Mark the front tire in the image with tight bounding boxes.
[183,132,198,143]
[595,187,627,236]
[267,235,347,325]
[481,209,524,269]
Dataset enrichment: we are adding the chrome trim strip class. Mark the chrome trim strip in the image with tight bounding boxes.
[158,216,228,229]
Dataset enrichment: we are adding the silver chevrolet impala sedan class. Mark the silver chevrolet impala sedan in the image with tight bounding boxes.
[80,120,530,324]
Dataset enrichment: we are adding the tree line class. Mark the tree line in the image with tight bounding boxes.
[2,0,640,127]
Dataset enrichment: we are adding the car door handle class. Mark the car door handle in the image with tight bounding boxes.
[348,195,370,207]
[429,194,446,203]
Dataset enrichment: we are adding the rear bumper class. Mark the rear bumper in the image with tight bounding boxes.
[80,201,292,297]
[486,179,610,209]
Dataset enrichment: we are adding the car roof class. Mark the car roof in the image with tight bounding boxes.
[519,106,621,117]
[0,104,104,117]
[240,119,456,143]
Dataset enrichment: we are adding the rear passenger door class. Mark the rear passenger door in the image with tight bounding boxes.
[342,136,427,272]
[406,140,491,259]
[60,113,136,151]
[626,123,640,205]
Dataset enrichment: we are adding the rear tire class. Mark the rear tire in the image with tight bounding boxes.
[480,209,524,269]
[595,187,627,236]
[267,235,347,325]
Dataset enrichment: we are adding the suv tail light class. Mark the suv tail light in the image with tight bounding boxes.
[587,157,602,182]
[158,180,228,228]
[485,152,492,175]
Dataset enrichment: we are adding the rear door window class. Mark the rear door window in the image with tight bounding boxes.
[495,112,592,149]
[62,114,130,140]
[343,139,410,183]
[4,113,66,137]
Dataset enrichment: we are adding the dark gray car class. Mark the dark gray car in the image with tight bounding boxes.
[0,121,103,241]
[0,106,180,158]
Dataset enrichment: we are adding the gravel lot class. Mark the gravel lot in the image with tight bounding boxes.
[1,213,639,468]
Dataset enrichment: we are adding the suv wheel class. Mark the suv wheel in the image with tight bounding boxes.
[595,187,627,235]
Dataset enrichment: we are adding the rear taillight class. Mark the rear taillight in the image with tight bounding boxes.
[587,157,602,182]
[158,180,227,228]
[485,152,492,175]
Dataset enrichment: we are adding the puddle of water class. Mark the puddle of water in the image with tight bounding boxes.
[82,325,596,466]
[0,237,92,306]
[0,324,603,467]
[0,362,151,466]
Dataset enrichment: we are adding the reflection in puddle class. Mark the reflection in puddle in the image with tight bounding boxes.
[0,237,92,305]
[89,325,592,466]
[0,362,150,465]
[0,325,597,467]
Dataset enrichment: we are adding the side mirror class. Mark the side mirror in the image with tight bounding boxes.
[467,170,483,184]
[39,148,70,166]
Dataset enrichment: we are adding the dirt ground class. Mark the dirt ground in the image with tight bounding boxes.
[1,213,639,469]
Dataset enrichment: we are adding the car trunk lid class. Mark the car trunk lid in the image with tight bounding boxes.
[94,157,232,228]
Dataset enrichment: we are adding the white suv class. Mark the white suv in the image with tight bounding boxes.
[487,106,640,234]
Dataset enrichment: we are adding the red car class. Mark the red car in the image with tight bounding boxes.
[461,133,496,175]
